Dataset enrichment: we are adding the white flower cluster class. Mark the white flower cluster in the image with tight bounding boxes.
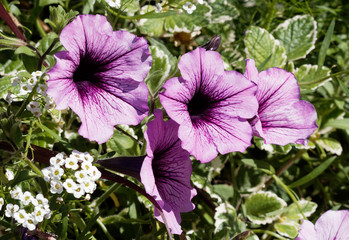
[0,187,51,231]
[5,70,54,117]
[183,2,197,14]
[42,151,101,199]
[105,0,120,8]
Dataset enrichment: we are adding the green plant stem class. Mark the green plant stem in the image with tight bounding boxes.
[23,123,44,176]
[91,182,121,208]
[272,175,306,219]
[38,38,58,70]
[299,69,349,86]
[14,82,39,118]
[251,229,287,240]
[97,217,115,240]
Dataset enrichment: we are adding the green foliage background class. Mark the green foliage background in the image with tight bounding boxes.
[0,0,349,239]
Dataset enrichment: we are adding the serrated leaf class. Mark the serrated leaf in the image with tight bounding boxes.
[210,0,239,24]
[214,202,244,238]
[316,138,342,155]
[145,38,177,95]
[274,221,299,238]
[245,191,287,225]
[285,200,317,220]
[164,3,211,32]
[254,137,292,154]
[273,15,317,61]
[138,8,165,37]
[294,64,331,90]
[213,184,234,200]
[244,26,287,70]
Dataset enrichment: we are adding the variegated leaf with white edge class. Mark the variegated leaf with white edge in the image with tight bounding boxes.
[214,202,245,238]
[272,15,317,61]
[285,200,317,220]
[294,64,331,90]
[315,138,343,156]
[244,26,287,70]
[209,0,239,24]
[274,221,300,238]
[245,191,287,225]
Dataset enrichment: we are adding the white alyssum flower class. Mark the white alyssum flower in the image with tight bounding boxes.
[10,187,23,200]
[37,84,48,96]
[63,178,77,194]
[50,180,63,194]
[50,166,64,181]
[5,169,15,180]
[32,108,42,118]
[0,197,4,210]
[11,76,20,86]
[14,209,28,224]
[5,92,13,104]
[81,161,93,174]
[75,170,88,183]
[42,166,52,182]
[21,191,33,206]
[31,71,43,78]
[155,3,162,13]
[73,184,85,199]
[26,101,40,112]
[5,203,19,217]
[65,157,79,170]
[27,77,38,86]
[82,180,97,194]
[20,84,33,95]
[183,2,196,14]
[33,206,46,222]
[105,0,121,8]
[23,213,37,231]
[90,166,102,181]
[43,75,49,81]
[50,152,66,166]
[35,193,49,207]
[44,96,55,110]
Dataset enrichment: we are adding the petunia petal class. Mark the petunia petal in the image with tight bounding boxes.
[296,220,317,240]
[244,59,259,84]
[315,210,349,240]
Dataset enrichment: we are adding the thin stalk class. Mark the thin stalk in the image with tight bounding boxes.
[252,229,287,240]
[14,82,39,118]
[38,38,58,70]
[97,217,115,240]
[0,2,27,41]
[299,69,349,86]
[90,182,121,208]
[115,126,143,146]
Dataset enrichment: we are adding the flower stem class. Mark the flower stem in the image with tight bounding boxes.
[115,126,143,146]
[38,38,58,70]
[299,69,349,86]
[251,229,287,240]
[90,182,121,208]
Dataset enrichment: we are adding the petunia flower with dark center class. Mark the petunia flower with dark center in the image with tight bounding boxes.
[296,210,349,240]
[159,47,259,163]
[98,110,196,234]
[47,14,151,144]
[244,59,317,145]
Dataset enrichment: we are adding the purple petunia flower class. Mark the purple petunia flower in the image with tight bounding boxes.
[159,47,258,163]
[244,59,317,145]
[296,209,349,240]
[141,110,197,234]
[97,110,196,234]
[47,14,151,143]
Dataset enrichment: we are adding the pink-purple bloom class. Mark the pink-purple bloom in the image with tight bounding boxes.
[296,210,349,240]
[47,14,151,143]
[159,48,258,163]
[244,59,317,145]
[141,110,197,234]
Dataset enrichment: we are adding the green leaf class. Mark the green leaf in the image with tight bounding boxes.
[11,169,40,187]
[10,122,22,147]
[213,184,234,201]
[138,8,165,37]
[254,137,293,154]
[294,64,331,90]
[241,159,275,174]
[214,202,244,238]
[285,200,317,220]
[37,32,59,55]
[0,76,12,98]
[14,46,37,56]
[289,156,336,188]
[46,6,79,34]
[273,15,317,61]
[274,221,299,238]
[145,38,178,95]
[318,19,335,70]
[245,191,287,225]
[121,0,140,16]
[21,54,38,73]
[209,0,239,24]
[324,119,349,130]
[244,26,287,70]
[39,0,63,7]
[164,3,211,32]
[316,138,342,155]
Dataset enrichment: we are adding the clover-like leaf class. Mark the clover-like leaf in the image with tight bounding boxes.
[316,138,343,156]
[244,26,287,70]
[273,15,317,61]
[294,64,331,90]
[274,221,300,238]
[245,191,287,225]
